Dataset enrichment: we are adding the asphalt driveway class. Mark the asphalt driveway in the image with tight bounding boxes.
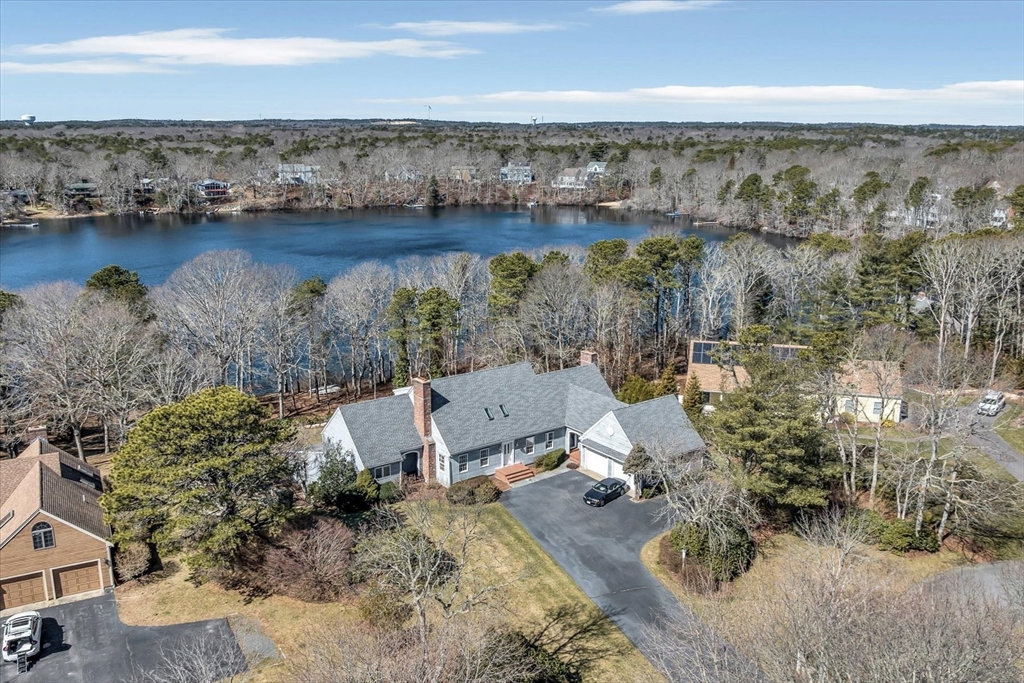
[502,471,703,677]
[970,410,1023,481]
[0,592,244,683]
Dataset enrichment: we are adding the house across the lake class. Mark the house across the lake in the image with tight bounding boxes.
[499,161,534,185]
[194,179,230,198]
[0,431,113,612]
[277,164,321,185]
[321,351,704,490]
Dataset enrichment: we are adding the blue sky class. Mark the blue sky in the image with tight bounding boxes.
[1,0,1021,124]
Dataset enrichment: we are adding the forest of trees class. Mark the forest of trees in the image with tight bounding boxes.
[2,120,1022,237]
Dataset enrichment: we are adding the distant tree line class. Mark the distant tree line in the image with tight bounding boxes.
[2,121,1022,237]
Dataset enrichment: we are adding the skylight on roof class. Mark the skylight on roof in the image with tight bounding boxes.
[484,407,494,421]
[499,404,509,417]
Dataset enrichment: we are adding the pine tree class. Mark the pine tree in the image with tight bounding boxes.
[657,365,678,396]
[616,375,656,404]
[102,387,294,569]
[707,360,839,514]
[427,175,442,207]
[681,373,704,422]
[622,443,654,498]
[387,287,419,387]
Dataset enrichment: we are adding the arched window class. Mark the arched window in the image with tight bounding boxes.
[31,522,55,550]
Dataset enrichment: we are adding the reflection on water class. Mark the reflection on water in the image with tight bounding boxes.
[0,206,795,289]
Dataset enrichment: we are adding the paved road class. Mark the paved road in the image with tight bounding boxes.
[502,471,728,679]
[0,592,243,683]
[969,410,1023,481]
[927,560,1024,605]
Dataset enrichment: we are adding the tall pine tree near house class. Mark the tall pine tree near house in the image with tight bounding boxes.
[682,373,704,423]
[102,387,294,571]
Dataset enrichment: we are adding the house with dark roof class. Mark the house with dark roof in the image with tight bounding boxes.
[1,432,113,612]
[321,351,705,490]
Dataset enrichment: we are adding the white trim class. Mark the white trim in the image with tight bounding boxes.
[38,511,111,546]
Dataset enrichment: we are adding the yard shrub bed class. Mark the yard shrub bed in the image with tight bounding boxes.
[537,448,566,472]
[669,521,755,583]
[446,475,501,505]
[658,533,719,593]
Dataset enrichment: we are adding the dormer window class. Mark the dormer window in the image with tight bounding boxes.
[499,404,509,417]
[484,408,494,421]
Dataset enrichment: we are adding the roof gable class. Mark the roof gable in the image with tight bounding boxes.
[611,395,705,457]
[336,393,423,468]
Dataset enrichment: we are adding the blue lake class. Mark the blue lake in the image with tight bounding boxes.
[0,206,795,290]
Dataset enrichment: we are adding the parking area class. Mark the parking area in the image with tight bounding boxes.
[501,471,702,675]
[0,591,243,683]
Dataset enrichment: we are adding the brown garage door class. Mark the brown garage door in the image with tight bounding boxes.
[0,573,46,610]
[54,562,100,598]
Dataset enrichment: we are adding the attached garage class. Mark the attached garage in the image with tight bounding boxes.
[581,446,612,477]
[1,573,46,610]
[54,562,101,599]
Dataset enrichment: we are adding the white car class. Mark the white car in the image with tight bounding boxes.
[977,391,1005,417]
[1,611,41,662]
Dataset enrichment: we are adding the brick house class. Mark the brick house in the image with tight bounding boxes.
[0,435,113,612]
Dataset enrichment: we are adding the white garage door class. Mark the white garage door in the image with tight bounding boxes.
[609,459,625,481]
[582,447,610,477]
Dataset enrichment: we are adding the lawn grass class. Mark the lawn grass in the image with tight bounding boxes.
[115,502,660,683]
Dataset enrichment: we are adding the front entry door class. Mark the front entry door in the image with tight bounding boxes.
[568,431,580,450]
[502,441,514,466]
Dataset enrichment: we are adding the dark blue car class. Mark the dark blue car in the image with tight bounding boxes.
[583,478,626,507]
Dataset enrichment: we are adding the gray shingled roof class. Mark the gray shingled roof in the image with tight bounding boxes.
[564,384,624,433]
[430,363,543,454]
[338,362,632,463]
[338,394,423,468]
[430,362,618,455]
[612,395,705,457]
[39,465,109,540]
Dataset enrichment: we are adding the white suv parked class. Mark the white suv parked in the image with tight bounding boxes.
[1,611,41,662]
[977,391,1005,417]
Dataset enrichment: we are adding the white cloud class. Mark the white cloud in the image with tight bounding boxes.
[370,81,1024,124]
[592,1,723,15]
[381,21,563,37]
[6,28,474,73]
[0,60,177,75]
[379,81,1024,107]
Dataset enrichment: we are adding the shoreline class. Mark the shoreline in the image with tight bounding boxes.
[3,201,801,242]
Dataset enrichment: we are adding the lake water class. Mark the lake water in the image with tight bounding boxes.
[0,207,795,290]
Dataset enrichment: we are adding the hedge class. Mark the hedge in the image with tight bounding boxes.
[537,448,566,472]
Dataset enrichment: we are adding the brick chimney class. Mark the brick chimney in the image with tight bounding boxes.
[580,350,599,366]
[412,378,435,483]
[412,378,432,439]
[26,425,47,442]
